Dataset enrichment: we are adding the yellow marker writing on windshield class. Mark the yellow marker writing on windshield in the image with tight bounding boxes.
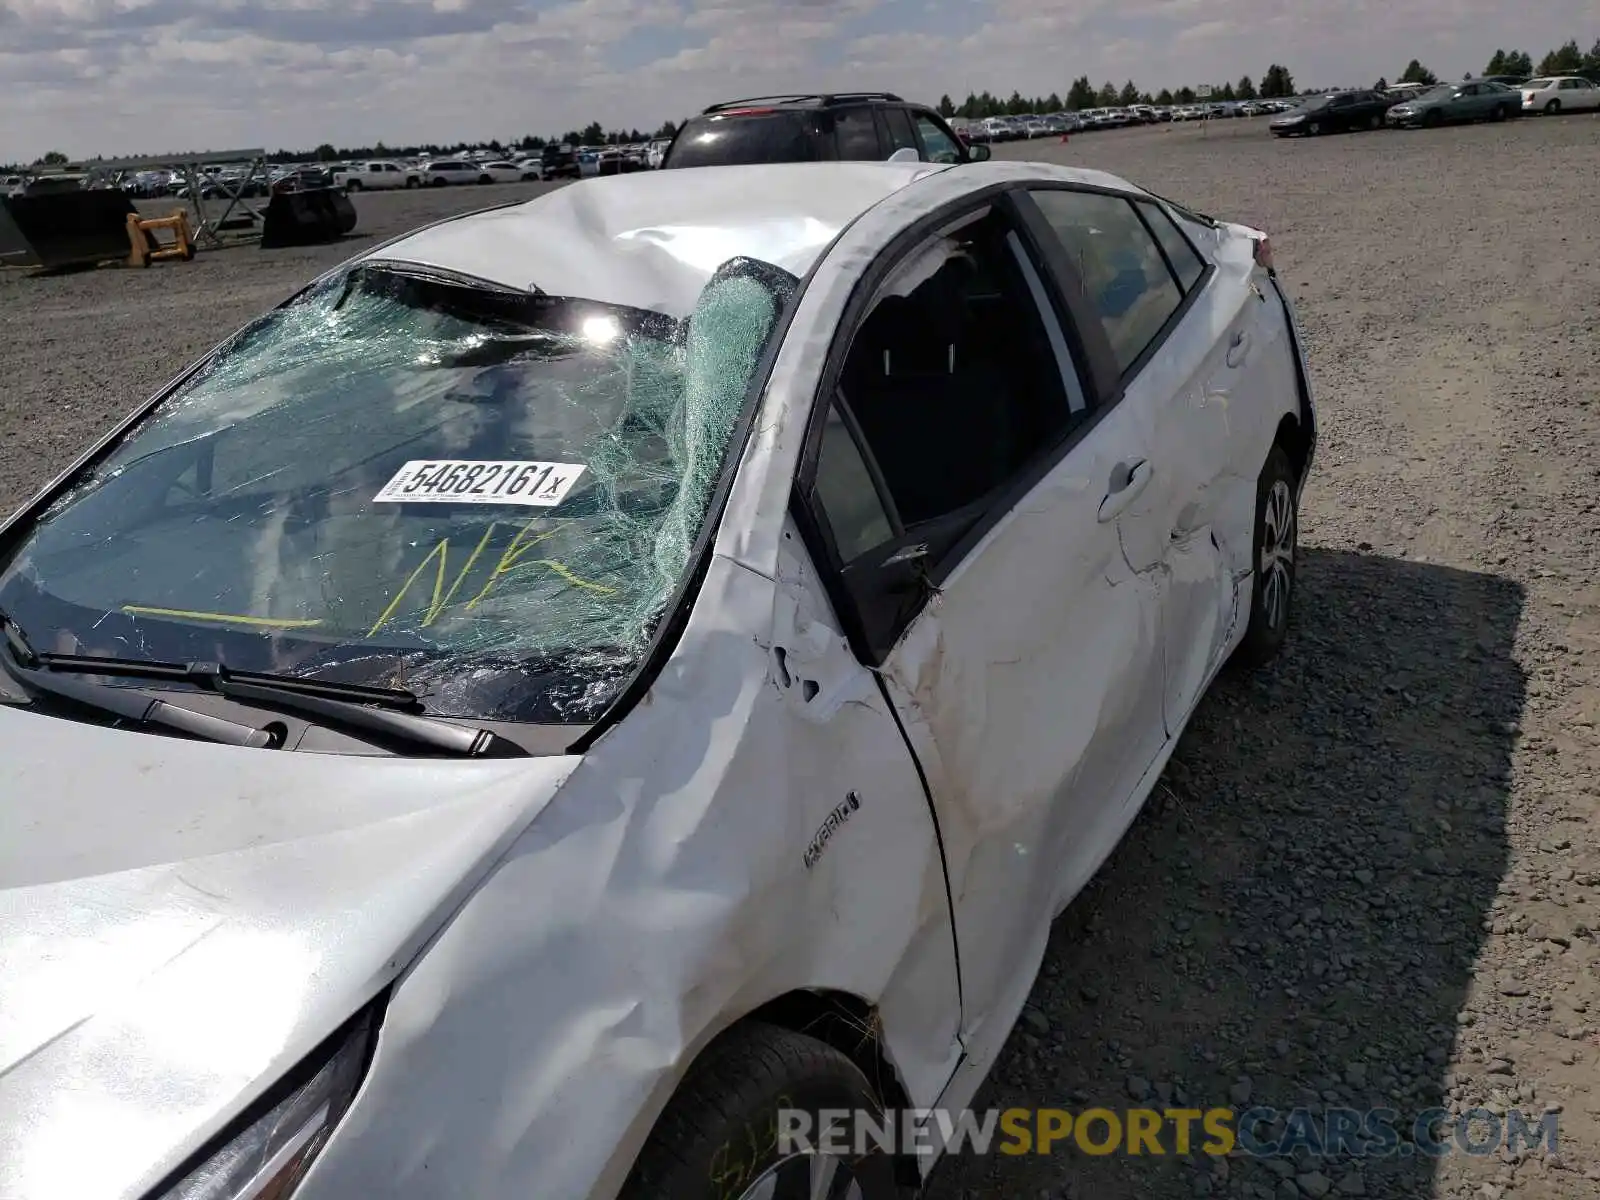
[463,521,616,610]
[366,521,498,638]
[122,605,323,629]
[367,520,616,637]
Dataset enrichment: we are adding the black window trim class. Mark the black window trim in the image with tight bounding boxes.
[1011,182,1216,401]
[788,184,1122,666]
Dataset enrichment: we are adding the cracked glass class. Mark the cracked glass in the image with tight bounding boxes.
[0,259,791,724]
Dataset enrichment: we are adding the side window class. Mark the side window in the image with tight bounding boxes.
[812,400,896,561]
[914,114,962,163]
[1027,189,1183,374]
[1134,201,1206,292]
[833,108,882,160]
[881,108,919,155]
[824,207,1079,537]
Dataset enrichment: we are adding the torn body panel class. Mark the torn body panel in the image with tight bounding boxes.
[295,548,960,1200]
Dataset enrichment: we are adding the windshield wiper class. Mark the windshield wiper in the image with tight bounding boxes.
[2,629,524,758]
[0,614,277,749]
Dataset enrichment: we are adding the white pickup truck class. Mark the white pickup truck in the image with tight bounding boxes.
[331,160,420,191]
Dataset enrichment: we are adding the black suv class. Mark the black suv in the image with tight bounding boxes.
[660,92,990,169]
[540,143,581,180]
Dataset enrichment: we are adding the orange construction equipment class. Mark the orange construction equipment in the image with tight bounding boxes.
[125,209,195,267]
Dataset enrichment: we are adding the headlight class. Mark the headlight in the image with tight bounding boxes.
[155,1007,378,1200]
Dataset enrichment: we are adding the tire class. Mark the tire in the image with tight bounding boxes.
[1306,120,1322,135]
[406,177,419,189]
[1545,99,1560,114]
[345,179,361,191]
[618,1022,904,1200]
[478,175,493,185]
[1366,114,1380,130]
[1490,104,1508,122]
[1234,445,1299,668]
[431,177,447,187]
[1422,109,1442,128]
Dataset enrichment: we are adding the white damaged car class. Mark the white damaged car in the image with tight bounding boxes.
[0,160,1315,1200]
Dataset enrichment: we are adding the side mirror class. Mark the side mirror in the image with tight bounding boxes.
[968,143,992,162]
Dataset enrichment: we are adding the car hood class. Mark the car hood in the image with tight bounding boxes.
[0,706,579,1200]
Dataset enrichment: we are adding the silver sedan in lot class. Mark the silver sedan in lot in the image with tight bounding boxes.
[0,159,1314,1200]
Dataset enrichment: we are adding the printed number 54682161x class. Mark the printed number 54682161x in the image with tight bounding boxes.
[372,460,588,508]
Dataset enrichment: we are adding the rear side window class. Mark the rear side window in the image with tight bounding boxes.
[665,112,824,167]
[1135,201,1206,292]
[1027,189,1183,375]
[833,108,882,160]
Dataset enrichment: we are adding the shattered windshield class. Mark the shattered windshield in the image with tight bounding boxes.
[0,258,791,724]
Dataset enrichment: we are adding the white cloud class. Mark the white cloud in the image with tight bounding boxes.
[2,0,1597,160]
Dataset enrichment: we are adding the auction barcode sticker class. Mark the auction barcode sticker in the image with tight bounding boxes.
[372,460,587,507]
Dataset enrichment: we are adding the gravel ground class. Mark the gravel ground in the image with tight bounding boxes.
[3,115,1599,1200]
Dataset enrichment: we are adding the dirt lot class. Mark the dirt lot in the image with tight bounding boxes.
[4,115,1599,1199]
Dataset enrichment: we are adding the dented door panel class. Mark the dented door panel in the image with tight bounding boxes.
[875,396,1167,1052]
[1145,219,1298,731]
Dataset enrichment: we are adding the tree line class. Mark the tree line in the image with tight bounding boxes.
[936,64,1299,117]
[1384,39,1600,89]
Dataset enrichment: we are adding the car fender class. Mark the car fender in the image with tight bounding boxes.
[295,546,959,1200]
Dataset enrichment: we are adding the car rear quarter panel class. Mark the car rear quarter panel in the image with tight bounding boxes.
[1176,215,1309,578]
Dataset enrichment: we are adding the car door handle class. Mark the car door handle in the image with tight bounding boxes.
[1098,459,1153,523]
[1226,329,1252,368]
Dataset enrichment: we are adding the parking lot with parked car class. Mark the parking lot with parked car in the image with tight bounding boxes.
[2,112,1598,1200]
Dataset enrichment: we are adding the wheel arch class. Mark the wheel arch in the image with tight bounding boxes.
[742,989,915,1118]
[1273,411,1311,485]
[614,988,922,1194]
[1264,275,1318,494]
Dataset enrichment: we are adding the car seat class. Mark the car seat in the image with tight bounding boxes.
[842,266,1016,526]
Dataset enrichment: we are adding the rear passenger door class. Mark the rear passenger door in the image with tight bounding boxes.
[1019,186,1271,735]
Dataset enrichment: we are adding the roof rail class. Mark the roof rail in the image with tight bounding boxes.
[701,91,904,114]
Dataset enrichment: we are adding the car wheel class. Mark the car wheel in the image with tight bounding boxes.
[406,177,419,189]
[1545,99,1561,114]
[1490,104,1508,122]
[1234,445,1299,668]
[618,1022,904,1200]
[1306,120,1322,135]
[1422,109,1442,127]
[345,179,361,191]
[1366,114,1380,130]
[478,175,493,185]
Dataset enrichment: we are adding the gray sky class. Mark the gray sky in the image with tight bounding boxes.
[3,0,1596,161]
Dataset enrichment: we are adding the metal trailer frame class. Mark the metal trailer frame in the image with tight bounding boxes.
[92,149,270,248]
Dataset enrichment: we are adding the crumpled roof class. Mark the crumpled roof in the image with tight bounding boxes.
[367,161,950,317]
